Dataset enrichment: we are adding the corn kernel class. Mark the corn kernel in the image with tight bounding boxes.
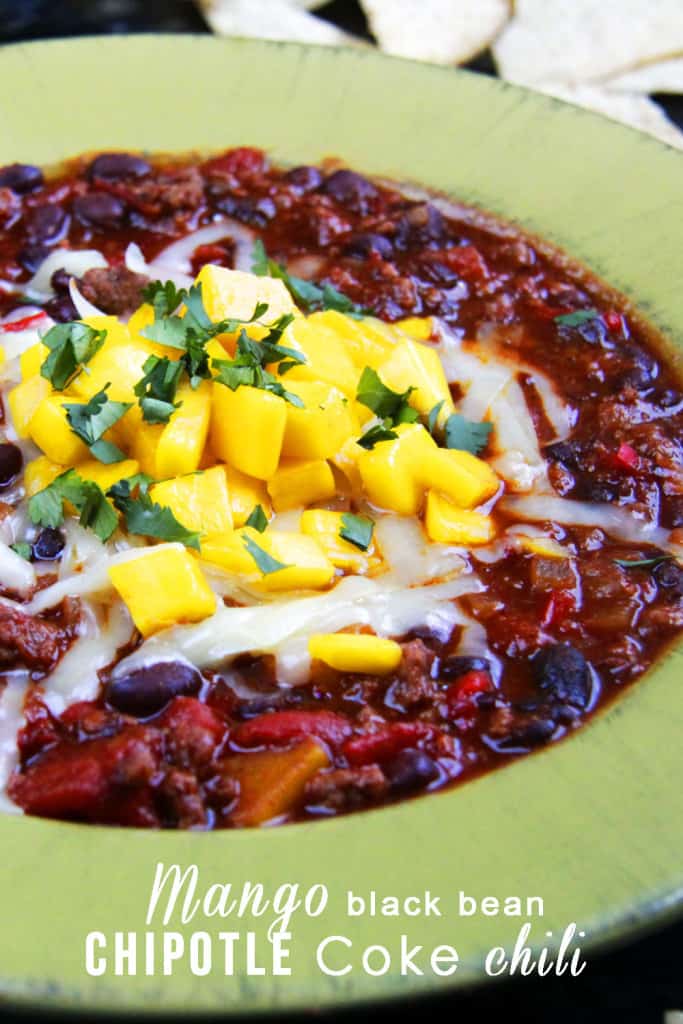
[300,509,381,574]
[150,466,233,535]
[211,383,286,481]
[358,423,436,515]
[309,633,402,674]
[224,465,272,527]
[24,455,65,497]
[28,395,90,465]
[7,376,50,437]
[282,381,354,460]
[424,491,495,545]
[109,544,216,636]
[378,338,454,423]
[267,458,336,512]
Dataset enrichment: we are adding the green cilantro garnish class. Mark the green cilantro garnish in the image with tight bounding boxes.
[63,386,131,463]
[356,421,399,450]
[614,555,672,571]
[245,504,268,532]
[443,413,493,456]
[243,533,288,575]
[142,279,187,319]
[252,239,369,318]
[134,355,185,424]
[40,321,107,391]
[554,309,599,328]
[339,512,374,551]
[356,367,418,424]
[28,470,118,542]
[10,542,32,561]
[212,330,305,407]
[107,478,200,550]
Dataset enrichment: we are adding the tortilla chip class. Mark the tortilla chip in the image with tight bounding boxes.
[493,0,683,85]
[200,0,356,46]
[361,0,511,65]
[602,56,683,94]
[534,82,683,150]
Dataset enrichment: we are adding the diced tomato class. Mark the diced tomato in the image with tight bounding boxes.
[604,310,623,333]
[203,147,267,179]
[610,443,640,473]
[540,590,576,628]
[2,311,47,333]
[233,710,352,751]
[343,722,433,766]
[157,697,227,769]
[444,245,489,283]
[17,692,59,761]
[191,243,231,273]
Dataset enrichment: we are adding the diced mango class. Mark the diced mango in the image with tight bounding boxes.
[330,437,365,495]
[224,465,272,527]
[201,527,335,591]
[422,448,500,509]
[108,544,216,637]
[77,458,140,493]
[424,491,495,545]
[300,509,381,574]
[281,317,359,396]
[127,303,182,360]
[211,383,286,481]
[224,737,329,827]
[19,341,49,380]
[69,332,157,402]
[395,316,433,340]
[358,423,436,515]
[154,381,212,478]
[281,381,354,460]
[309,311,395,369]
[23,455,65,497]
[28,395,90,465]
[518,536,569,559]
[200,529,256,577]
[150,465,233,535]
[7,376,50,437]
[195,265,296,350]
[309,633,402,675]
[378,338,454,423]
[267,458,336,513]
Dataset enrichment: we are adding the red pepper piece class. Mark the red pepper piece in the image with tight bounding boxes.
[233,710,352,751]
[604,310,623,333]
[613,442,640,472]
[2,311,47,333]
[445,670,492,711]
[343,722,433,766]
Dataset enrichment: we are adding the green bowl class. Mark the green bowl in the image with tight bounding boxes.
[0,34,681,1016]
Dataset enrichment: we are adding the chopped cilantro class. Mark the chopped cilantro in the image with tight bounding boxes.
[443,413,492,456]
[10,542,32,561]
[356,367,418,424]
[554,309,599,328]
[40,321,107,391]
[243,533,288,575]
[63,386,131,463]
[134,355,184,424]
[357,421,399,450]
[245,504,268,532]
[212,330,305,407]
[251,239,369,318]
[142,279,187,319]
[108,478,199,550]
[28,470,118,542]
[614,555,672,570]
[339,512,374,551]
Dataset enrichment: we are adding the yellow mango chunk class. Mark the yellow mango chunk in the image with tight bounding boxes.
[69,331,156,403]
[150,466,233,535]
[109,544,216,637]
[77,458,140,493]
[358,423,436,515]
[330,437,365,495]
[424,492,495,545]
[395,316,433,340]
[300,509,381,574]
[224,465,271,527]
[281,317,359,396]
[211,383,287,481]
[19,341,49,380]
[201,527,335,591]
[267,458,336,513]
[195,265,296,350]
[155,381,212,478]
[24,455,65,497]
[309,311,395,369]
[224,737,329,827]
[378,338,454,423]
[28,396,90,465]
[309,633,402,675]
[422,448,500,509]
[127,303,182,360]
[7,376,50,437]
[518,536,569,559]
[281,381,354,460]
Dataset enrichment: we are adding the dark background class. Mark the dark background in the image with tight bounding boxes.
[0,2,681,1022]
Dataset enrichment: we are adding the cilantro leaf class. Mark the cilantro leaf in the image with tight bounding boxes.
[63,386,131,464]
[108,481,199,550]
[245,504,268,532]
[10,542,32,561]
[554,309,599,328]
[28,470,118,542]
[339,512,374,551]
[443,414,492,456]
[243,533,288,575]
[251,240,368,318]
[212,331,305,407]
[614,555,672,570]
[134,355,184,424]
[40,322,107,390]
[356,366,418,424]
[142,279,187,319]
[357,421,399,450]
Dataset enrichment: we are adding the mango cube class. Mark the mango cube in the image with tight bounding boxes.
[282,381,354,460]
[28,395,90,465]
[224,465,272,527]
[422,448,500,509]
[300,509,381,574]
[154,381,212,479]
[518,536,569,559]
[211,383,286,480]
[150,465,233,535]
[395,316,433,340]
[378,338,454,423]
[20,341,49,380]
[308,311,395,369]
[108,544,216,637]
[77,458,140,494]
[224,737,329,827]
[358,423,436,515]
[69,336,155,403]
[24,455,65,497]
[309,633,402,675]
[281,317,359,396]
[195,265,296,350]
[201,527,334,591]
[424,491,495,545]
[7,376,50,437]
[267,458,336,512]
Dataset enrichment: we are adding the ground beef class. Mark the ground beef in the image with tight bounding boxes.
[0,601,78,672]
[304,765,388,813]
[387,640,436,709]
[79,265,148,316]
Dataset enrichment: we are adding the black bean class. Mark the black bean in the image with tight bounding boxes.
[384,749,439,793]
[320,169,378,214]
[32,527,65,561]
[532,643,590,709]
[72,192,126,228]
[50,268,71,293]
[106,661,203,717]
[18,243,49,274]
[621,344,657,390]
[654,559,683,597]
[44,293,78,322]
[0,442,22,488]
[439,655,490,680]
[0,163,43,194]
[214,195,276,228]
[495,716,557,749]
[558,317,610,346]
[87,152,151,182]
[25,204,69,245]
[283,165,323,191]
[343,233,393,259]
[544,440,582,468]
[581,480,617,504]
[399,203,446,247]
